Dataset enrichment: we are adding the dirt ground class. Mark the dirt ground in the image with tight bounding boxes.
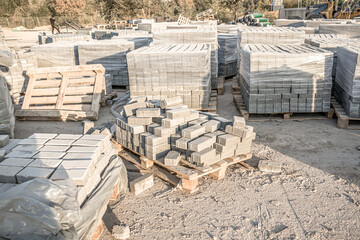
[15,80,360,239]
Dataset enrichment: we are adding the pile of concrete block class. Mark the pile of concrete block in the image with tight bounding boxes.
[237,27,305,46]
[78,39,135,86]
[239,44,333,114]
[112,34,153,49]
[0,133,115,206]
[218,33,238,76]
[334,46,360,118]
[1,50,37,103]
[275,19,305,27]
[116,97,255,167]
[305,37,360,80]
[152,29,218,88]
[0,73,15,137]
[127,44,211,109]
[319,24,360,38]
[93,30,149,40]
[305,19,355,29]
[38,33,91,44]
[305,34,337,39]
[31,42,78,67]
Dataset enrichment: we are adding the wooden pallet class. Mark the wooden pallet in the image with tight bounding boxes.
[232,77,240,95]
[113,140,253,193]
[16,65,105,121]
[194,90,217,113]
[233,94,334,121]
[331,98,360,130]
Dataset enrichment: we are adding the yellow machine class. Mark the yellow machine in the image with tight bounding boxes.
[306,0,360,19]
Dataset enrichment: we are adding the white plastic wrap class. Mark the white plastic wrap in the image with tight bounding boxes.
[319,24,360,38]
[0,72,14,137]
[334,46,360,118]
[239,44,333,114]
[0,178,80,240]
[77,39,134,86]
[218,33,237,76]
[39,33,91,44]
[31,42,78,67]
[127,44,211,108]
[112,34,153,49]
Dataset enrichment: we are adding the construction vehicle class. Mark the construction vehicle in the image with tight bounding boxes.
[306,0,360,19]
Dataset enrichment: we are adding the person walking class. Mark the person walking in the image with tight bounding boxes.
[50,16,60,34]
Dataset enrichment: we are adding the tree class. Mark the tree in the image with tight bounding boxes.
[50,0,86,16]
[220,0,245,22]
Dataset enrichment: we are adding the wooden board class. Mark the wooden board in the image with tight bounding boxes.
[331,98,360,130]
[233,94,334,121]
[16,64,105,121]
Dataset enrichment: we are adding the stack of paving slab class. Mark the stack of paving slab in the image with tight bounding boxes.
[236,27,306,68]
[305,35,360,80]
[93,30,149,40]
[0,73,15,137]
[38,33,91,44]
[334,46,360,118]
[152,29,218,88]
[1,49,37,104]
[112,34,153,49]
[127,44,211,109]
[31,42,78,67]
[0,133,116,206]
[275,19,305,27]
[239,44,333,114]
[319,24,360,38]
[116,97,255,166]
[218,31,238,77]
[78,39,135,86]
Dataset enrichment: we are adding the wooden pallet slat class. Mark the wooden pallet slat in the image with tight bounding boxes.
[16,64,105,121]
[331,98,360,130]
[115,141,253,193]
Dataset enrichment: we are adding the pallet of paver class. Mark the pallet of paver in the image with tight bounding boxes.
[0,73,15,138]
[305,34,337,39]
[77,39,134,86]
[112,34,153,49]
[31,42,78,68]
[305,19,355,29]
[1,49,38,104]
[15,64,105,121]
[152,29,219,88]
[319,24,360,38]
[218,33,237,77]
[0,133,127,240]
[305,37,360,80]
[334,46,360,119]
[38,33,91,44]
[127,44,212,110]
[239,44,333,114]
[115,97,254,192]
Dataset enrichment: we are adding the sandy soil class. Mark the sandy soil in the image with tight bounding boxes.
[11,74,360,239]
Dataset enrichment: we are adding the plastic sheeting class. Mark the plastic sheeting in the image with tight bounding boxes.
[0,178,80,240]
[0,72,15,137]
[31,42,79,67]
[239,44,333,114]
[218,34,237,76]
[77,39,134,86]
[0,49,13,67]
[334,46,360,118]
[0,155,128,240]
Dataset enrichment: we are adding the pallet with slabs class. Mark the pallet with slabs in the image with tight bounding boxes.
[15,64,105,121]
[233,94,334,121]
[194,90,218,113]
[112,140,253,193]
[331,98,360,130]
